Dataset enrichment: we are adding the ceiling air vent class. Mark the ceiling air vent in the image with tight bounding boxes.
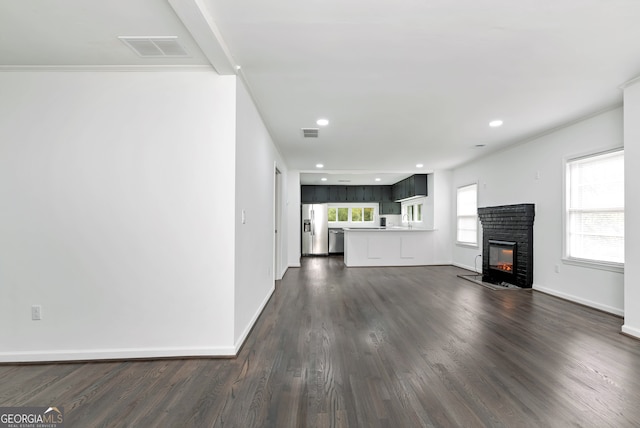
[302,128,319,138]
[118,36,189,57]
[338,180,351,183]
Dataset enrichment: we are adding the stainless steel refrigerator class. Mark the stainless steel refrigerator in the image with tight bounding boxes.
[301,204,329,255]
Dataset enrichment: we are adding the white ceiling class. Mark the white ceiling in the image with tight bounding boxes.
[2,0,640,181]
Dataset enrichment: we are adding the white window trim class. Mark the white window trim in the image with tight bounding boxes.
[456,182,479,248]
[328,203,378,226]
[401,200,425,222]
[561,147,624,273]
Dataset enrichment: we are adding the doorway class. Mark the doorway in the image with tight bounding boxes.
[274,166,282,282]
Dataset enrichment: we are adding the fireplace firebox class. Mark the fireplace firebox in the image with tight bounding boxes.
[488,240,516,284]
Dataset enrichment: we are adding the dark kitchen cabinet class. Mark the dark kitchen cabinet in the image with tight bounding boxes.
[347,186,365,202]
[411,174,428,197]
[301,180,426,204]
[392,174,428,201]
[380,186,393,202]
[301,185,329,203]
[380,202,401,215]
[364,186,381,202]
[301,185,314,203]
[392,180,405,201]
[314,186,329,202]
[329,186,348,202]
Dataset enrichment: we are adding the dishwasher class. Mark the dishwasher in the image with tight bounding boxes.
[329,228,344,254]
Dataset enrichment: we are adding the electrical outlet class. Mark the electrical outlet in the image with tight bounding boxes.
[554,264,560,273]
[31,305,42,320]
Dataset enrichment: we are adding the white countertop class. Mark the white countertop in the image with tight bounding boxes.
[343,227,435,232]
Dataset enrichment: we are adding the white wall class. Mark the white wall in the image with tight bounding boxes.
[0,70,238,361]
[433,170,453,265]
[233,79,288,348]
[452,108,624,315]
[287,171,301,267]
[623,82,640,338]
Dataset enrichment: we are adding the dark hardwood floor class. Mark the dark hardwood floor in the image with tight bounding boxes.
[2,257,640,427]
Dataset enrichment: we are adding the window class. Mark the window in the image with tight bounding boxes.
[565,149,624,265]
[327,207,349,222]
[402,203,423,223]
[328,206,374,223]
[328,207,336,222]
[363,207,374,222]
[351,208,363,222]
[457,183,478,245]
[338,208,348,222]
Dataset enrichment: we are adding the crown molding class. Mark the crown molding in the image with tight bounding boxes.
[168,0,237,75]
[619,74,640,89]
[0,64,214,72]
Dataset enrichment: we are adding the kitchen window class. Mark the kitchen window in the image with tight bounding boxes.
[328,206,375,224]
[457,183,478,246]
[402,203,423,223]
[564,148,624,268]
[351,208,363,222]
[350,207,375,223]
[328,207,349,222]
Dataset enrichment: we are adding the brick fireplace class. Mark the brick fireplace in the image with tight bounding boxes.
[477,204,535,288]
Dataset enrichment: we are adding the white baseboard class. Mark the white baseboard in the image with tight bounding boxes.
[452,262,480,274]
[278,266,289,279]
[430,259,453,265]
[0,345,236,363]
[234,285,276,353]
[621,324,640,339]
[533,283,624,316]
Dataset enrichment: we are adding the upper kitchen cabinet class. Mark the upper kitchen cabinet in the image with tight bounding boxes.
[392,180,404,201]
[380,186,393,202]
[393,174,428,201]
[301,185,329,203]
[301,179,425,204]
[347,186,365,202]
[329,186,348,202]
[364,186,381,202]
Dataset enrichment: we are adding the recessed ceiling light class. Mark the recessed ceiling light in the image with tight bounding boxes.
[416,164,424,168]
[489,120,503,127]
[321,177,327,181]
[316,163,324,168]
[375,178,381,182]
[316,118,329,126]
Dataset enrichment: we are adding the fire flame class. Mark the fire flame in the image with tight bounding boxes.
[497,263,513,272]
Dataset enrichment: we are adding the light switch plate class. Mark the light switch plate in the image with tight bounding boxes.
[31,305,42,320]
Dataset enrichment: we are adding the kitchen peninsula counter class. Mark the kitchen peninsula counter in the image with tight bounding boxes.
[343,227,438,267]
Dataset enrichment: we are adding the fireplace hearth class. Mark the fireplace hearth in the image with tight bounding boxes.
[478,204,535,288]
